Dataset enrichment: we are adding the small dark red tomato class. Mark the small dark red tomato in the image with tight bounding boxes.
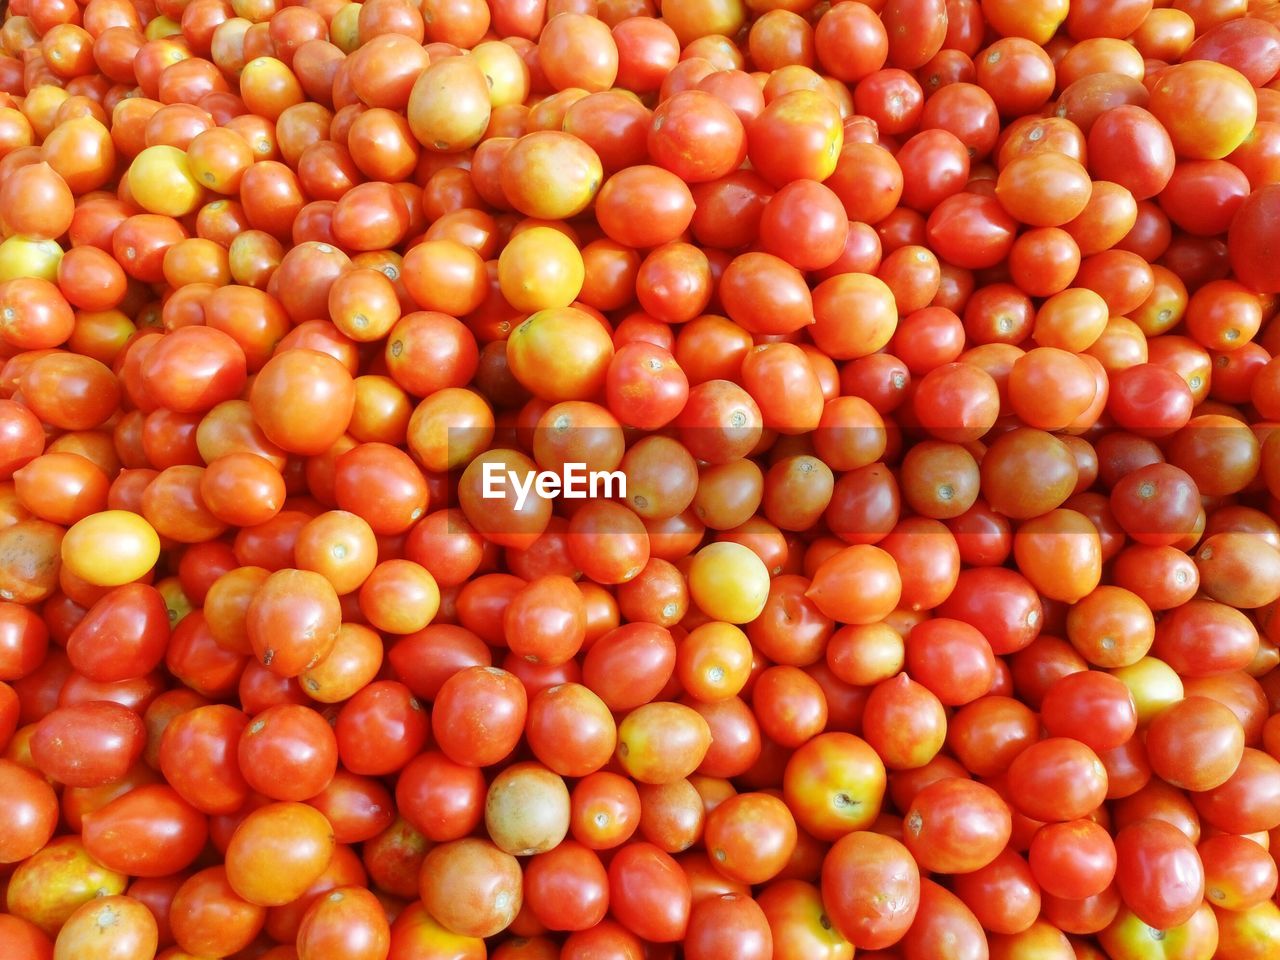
[66,583,171,683]
[31,700,146,787]
[608,842,692,943]
[1113,818,1205,931]
[238,702,339,802]
[81,783,209,878]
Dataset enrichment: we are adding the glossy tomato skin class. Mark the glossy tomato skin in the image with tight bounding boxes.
[1229,183,1280,293]
[821,831,919,949]
[902,879,987,960]
[65,583,170,683]
[0,758,58,864]
[608,842,691,943]
[1088,106,1176,200]
[31,700,146,787]
[1113,819,1206,931]
[8,7,1280,960]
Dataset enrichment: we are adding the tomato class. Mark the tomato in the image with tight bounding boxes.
[52,895,158,960]
[249,349,355,457]
[6,837,128,935]
[81,784,207,877]
[1228,183,1280,293]
[806,545,901,625]
[758,878,853,960]
[952,848,1042,936]
[417,837,522,939]
[902,879,989,960]
[747,90,843,187]
[0,758,58,863]
[1113,819,1205,931]
[1150,61,1257,162]
[703,791,796,885]
[225,801,337,907]
[720,253,815,336]
[607,842,691,943]
[522,839,608,932]
[484,761,570,857]
[904,777,1012,873]
[997,153,1093,227]
[926,191,1017,269]
[683,893,772,960]
[31,700,146,787]
[783,732,886,840]
[905,617,996,706]
[687,541,770,624]
[1006,737,1109,822]
[1088,107,1176,201]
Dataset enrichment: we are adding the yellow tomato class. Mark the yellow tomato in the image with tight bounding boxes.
[144,14,182,39]
[406,387,495,474]
[470,41,531,108]
[616,702,712,784]
[498,227,585,313]
[5,837,128,935]
[981,0,1069,45]
[239,57,305,121]
[155,576,193,627]
[20,86,69,140]
[663,0,747,46]
[1110,657,1185,727]
[329,4,362,54]
[1098,904,1219,960]
[407,57,491,154]
[61,510,161,587]
[128,145,203,218]
[689,541,771,624]
[0,236,62,283]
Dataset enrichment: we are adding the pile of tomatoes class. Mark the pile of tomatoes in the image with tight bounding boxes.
[3,0,1280,957]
